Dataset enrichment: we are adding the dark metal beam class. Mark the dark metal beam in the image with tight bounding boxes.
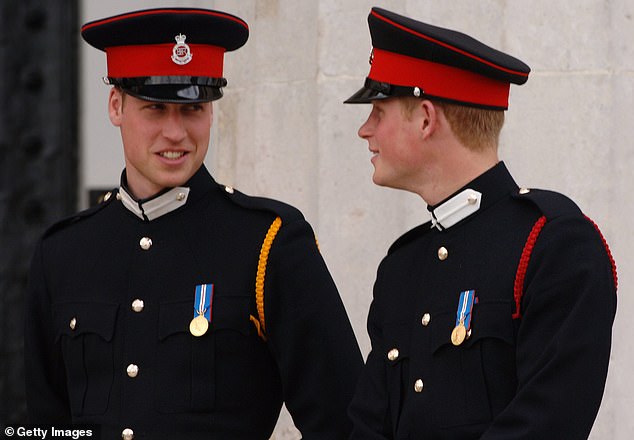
[0,0,79,423]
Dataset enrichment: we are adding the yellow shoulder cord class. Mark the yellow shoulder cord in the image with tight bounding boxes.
[252,216,282,341]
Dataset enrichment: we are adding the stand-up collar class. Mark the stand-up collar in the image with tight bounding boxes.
[118,165,217,221]
[428,162,519,231]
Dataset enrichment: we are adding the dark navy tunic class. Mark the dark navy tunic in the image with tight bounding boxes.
[349,162,617,439]
[25,165,363,439]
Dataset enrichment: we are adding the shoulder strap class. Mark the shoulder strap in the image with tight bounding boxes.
[252,216,282,341]
[43,190,116,238]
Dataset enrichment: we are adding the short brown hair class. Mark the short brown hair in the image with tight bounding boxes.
[400,97,504,151]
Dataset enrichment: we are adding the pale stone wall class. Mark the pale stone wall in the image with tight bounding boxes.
[80,1,633,438]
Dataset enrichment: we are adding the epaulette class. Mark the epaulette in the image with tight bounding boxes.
[387,222,432,255]
[511,187,582,219]
[42,189,118,239]
[216,183,305,341]
[216,183,304,224]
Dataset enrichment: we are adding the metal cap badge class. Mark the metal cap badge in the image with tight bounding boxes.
[171,34,193,65]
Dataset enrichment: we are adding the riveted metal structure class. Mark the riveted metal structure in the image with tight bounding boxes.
[0,1,78,423]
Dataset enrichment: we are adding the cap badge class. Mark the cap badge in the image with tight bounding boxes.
[171,33,193,65]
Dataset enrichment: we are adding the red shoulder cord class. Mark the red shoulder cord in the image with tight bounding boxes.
[512,215,618,319]
[584,215,619,290]
[513,216,546,319]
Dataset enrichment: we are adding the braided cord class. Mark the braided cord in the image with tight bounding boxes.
[254,216,282,340]
[513,216,547,319]
[584,215,618,290]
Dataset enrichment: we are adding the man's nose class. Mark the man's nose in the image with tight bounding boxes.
[162,110,187,141]
[358,117,373,139]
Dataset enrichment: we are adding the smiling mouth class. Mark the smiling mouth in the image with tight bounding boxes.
[159,151,186,160]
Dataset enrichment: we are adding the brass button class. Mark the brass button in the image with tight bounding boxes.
[126,364,139,378]
[103,191,112,202]
[131,299,144,313]
[387,348,399,361]
[519,188,531,194]
[421,313,431,327]
[121,428,134,440]
[437,246,448,261]
[69,317,77,330]
[139,237,152,250]
[414,379,424,393]
[176,192,186,201]
[224,185,234,194]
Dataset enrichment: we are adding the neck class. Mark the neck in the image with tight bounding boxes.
[415,149,499,206]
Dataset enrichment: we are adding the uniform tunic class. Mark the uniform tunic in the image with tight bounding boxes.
[348,162,617,439]
[25,165,363,439]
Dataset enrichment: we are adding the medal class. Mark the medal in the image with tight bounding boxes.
[190,314,209,337]
[451,290,476,346]
[189,283,214,337]
[451,322,467,346]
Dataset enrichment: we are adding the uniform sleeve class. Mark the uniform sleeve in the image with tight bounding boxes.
[24,240,72,423]
[347,269,394,439]
[481,215,617,439]
[264,217,363,439]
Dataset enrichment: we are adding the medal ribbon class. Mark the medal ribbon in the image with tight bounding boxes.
[455,290,475,330]
[194,284,214,321]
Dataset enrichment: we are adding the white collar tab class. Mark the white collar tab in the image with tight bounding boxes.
[119,186,190,221]
[430,188,482,231]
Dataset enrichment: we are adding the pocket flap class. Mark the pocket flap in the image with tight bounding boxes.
[212,295,250,335]
[158,294,251,340]
[158,299,192,340]
[431,301,514,353]
[53,301,119,342]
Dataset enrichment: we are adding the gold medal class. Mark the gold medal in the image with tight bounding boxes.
[451,323,467,346]
[189,314,209,337]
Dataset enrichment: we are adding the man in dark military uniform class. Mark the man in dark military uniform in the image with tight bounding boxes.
[24,8,362,440]
[345,7,617,439]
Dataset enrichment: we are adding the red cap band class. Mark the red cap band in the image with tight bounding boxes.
[106,44,225,78]
[369,48,510,108]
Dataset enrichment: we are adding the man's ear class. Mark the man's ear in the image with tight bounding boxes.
[108,88,124,127]
[419,99,439,140]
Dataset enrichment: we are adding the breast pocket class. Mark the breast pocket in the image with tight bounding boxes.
[155,293,252,414]
[430,301,515,428]
[53,301,118,416]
